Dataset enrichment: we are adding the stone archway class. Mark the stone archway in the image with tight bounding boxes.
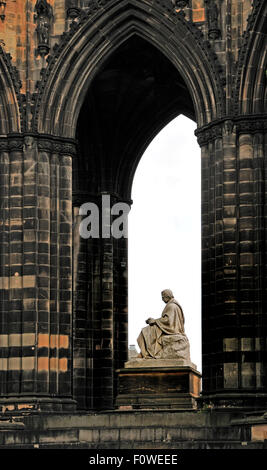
[33,1,223,137]
[0,0,266,414]
[32,1,224,410]
[72,34,199,409]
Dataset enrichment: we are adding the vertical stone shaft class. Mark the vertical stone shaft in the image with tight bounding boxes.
[201,122,267,407]
[221,123,239,390]
[58,153,73,398]
[252,133,265,388]
[50,153,60,396]
[214,134,223,389]
[22,137,38,396]
[8,142,24,395]
[0,148,9,396]
[99,234,114,409]
[0,138,75,411]
[113,236,128,372]
[201,142,210,393]
[36,148,51,394]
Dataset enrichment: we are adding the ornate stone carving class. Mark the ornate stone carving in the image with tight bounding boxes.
[233,0,264,115]
[66,0,81,19]
[8,137,24,152]
[196,115,267,146]
[195,121,223,146]
[0,46,24,131]
[205,0,221,40]
[23,135,37,153]
[0,134,77,157]
[171,0,189,10]
[37,136,77,157]
[223,120,234,136]
[31,0,226,130]
[236,116,267,135]
[34,0,53,57]
[0,138,9,152]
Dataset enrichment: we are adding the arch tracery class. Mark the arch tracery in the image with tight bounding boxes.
[0,47,21,135]
[33,0,225,137]
[235,0,267,115]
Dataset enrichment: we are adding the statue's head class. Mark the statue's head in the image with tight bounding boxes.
[161,289,174,303]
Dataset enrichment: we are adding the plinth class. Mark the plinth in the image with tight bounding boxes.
[115,358,201,410]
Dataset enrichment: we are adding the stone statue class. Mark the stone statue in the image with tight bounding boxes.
[205,0,221,40]
[137,289,191,361]
[34,0,53,56]
[36,15,50,45]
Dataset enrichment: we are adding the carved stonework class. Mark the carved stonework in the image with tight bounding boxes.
[38,136,77,157]
[0,46,25,132]
[66,0,81,19]
[171,0,189,16]
[30,0,226,132]
[205,0,221,40]
[195,116,267,146]
[34,0,53,57]
[195,121,223,146]
[172,0,189,8]
[233,0,264,115]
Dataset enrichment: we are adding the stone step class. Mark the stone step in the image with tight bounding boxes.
[0,410,265,449]
[0,425,251,448]
[0,439,265,450]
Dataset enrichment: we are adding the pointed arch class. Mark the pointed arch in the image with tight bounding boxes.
[34,0,224,137]
[0,48,21,134]
[237,1,267,115]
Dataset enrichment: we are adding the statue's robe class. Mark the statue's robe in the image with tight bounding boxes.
[137,298,188,359]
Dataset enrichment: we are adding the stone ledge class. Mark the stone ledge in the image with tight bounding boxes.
[124,358,198,370]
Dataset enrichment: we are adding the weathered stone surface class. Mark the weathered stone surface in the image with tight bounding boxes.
[0,0,266,417]
[116,364,201,410]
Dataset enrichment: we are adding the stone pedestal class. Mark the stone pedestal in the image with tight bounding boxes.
[115,359,201,410]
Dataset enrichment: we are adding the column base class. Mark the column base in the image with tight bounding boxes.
[0,396,77,413]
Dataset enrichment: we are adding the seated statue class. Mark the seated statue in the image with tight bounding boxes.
[137,289,191,361]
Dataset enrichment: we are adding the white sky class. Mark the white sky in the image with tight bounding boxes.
[128,115,202,371]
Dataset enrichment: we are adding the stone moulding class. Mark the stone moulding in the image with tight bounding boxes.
[195,115,267,146]
[0,1,263,134]
[0,46,24,133]
[124,358,198,370]
[0,134,77,157]
[233,0,266,115]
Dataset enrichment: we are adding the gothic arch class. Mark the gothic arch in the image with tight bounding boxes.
[0,48,21,134]
[34,0,225,137]
[237,1,267,115]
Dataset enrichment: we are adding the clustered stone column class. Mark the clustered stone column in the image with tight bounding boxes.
[0,135,76,412]
[72,191,129,410]
[197,117,267,409]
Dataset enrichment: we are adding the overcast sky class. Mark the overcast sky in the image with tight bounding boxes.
[128,115,202,370]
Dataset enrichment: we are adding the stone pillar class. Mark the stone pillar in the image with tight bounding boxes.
[197,117,267,410]
[0,135,76,412]
[72,196,101,410]
[72,191,129,410]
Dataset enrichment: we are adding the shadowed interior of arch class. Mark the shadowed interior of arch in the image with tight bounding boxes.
[74,35,195,201]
